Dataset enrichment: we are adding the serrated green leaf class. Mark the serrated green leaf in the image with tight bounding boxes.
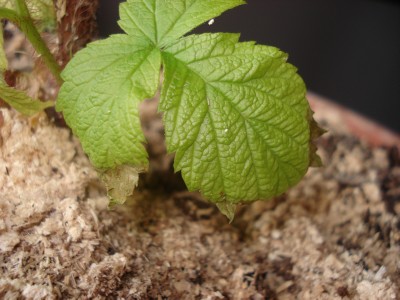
[118,0,244,46]
[56,35,161,169]
[57,0,322,209]
[160,33,312,203]
[308,108,325,167]
[0,80,53,115]
[56,0,244,205]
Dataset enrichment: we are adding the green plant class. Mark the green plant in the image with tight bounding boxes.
[1,0,56,31]
[0,0,58,115]
[2,0,323,220]
[57,0,323,219]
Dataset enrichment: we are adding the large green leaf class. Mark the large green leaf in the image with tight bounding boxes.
[160,33,312,204]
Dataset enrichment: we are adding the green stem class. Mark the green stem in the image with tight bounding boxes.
[0,1,63,84]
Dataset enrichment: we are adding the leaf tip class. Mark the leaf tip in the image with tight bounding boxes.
[216,201,237,223]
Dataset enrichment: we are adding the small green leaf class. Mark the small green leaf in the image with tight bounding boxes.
[0,80,53,116]
[56,35,161,169]
[0,21,53,116]
[118,0,244,46]
[160,33,313,203]
[0,0,56,31]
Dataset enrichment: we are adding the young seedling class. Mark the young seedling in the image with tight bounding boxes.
[4,0,323,220]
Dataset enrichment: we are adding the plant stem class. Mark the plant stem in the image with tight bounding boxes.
[0,1,63,84]
[55,0,99,68]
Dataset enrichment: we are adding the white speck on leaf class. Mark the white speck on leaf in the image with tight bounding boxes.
[208,19,215,26]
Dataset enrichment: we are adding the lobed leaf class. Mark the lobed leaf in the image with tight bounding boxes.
[118,0,244,47]
[57,0,323,210]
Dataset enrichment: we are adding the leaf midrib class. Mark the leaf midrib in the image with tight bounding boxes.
[162,52,307,201]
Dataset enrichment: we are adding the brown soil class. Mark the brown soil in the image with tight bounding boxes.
[1,96,399,300]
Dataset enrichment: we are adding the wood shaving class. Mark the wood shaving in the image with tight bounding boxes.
[0,105,399,299]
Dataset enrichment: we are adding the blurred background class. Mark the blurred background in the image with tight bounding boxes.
[97,0,400,132]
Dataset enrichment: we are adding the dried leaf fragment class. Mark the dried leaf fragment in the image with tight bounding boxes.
[99,165,144,206]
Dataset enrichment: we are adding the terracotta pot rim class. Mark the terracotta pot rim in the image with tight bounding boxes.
[307,92,400,150]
